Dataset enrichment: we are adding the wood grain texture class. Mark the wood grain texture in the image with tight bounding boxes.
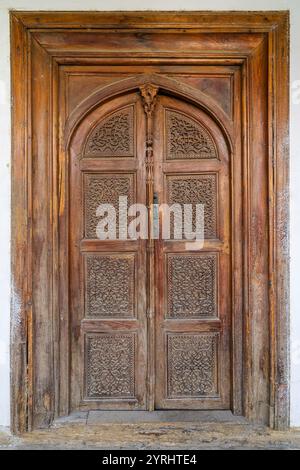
[69,92,148,411]
[10,11,289,433]
[13,10,288,30]
[10,13,29,436]
[154,94,231,411]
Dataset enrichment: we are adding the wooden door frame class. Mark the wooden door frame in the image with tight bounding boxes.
[10,11,289,434]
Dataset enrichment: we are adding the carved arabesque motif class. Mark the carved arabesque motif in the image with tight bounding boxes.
[84,173,135,238]
[167,254,217,318]
[86,334,136,399]
[85,254,135,318]
[166,110,217,160]
[84,106,134,157]
[167,174,217,239]
[167,334,218,398]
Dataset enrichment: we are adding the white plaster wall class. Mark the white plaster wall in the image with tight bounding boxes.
[0,0,299,428]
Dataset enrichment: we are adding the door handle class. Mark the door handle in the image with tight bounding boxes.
[152,192,159,239]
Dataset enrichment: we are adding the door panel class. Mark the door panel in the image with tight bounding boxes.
[154,95,231,409]
[70,92,148,410]
[70,88,232,412]
[12,12,287,433]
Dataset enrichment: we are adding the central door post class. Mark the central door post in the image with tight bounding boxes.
[140,84,159,411]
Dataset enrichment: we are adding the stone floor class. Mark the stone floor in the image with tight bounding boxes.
[1,412,300,450]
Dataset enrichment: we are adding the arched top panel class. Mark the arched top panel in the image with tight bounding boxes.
[165,109,218,160]
[83,105,135,158]
[66,74,233,154]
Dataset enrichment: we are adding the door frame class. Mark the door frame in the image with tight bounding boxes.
[10,11,289,433]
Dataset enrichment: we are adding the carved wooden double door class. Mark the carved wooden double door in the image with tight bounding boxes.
[70,81,231,412]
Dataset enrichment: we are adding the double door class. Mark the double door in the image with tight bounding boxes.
[70,85,231,411]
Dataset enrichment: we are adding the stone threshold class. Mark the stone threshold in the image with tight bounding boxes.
[54,410,247,426]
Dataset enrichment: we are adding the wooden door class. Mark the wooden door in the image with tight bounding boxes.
[154,95,231,409]
[69,86,231,412]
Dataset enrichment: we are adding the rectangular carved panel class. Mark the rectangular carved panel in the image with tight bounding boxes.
[167,333,219,398]
[167,253,218,318]
[85,333,136,399]
[84,173,135,238]
[85,253,135,318]
[166,174,217,239]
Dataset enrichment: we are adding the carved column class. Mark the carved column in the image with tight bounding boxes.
[139,84,159,411]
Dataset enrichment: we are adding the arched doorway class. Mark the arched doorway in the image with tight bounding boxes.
[68,81,236,413]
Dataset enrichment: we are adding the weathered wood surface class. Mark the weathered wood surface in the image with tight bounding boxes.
[10,11,289,434]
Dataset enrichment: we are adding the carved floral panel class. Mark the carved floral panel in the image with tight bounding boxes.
[84,106,135,157]
[85,254,135,318]
[167,333,218,398]
[166,110,217,160]
[86,333,136,399]
[166,174,217,239]
[84,173,135,238]
[167,253,217,318]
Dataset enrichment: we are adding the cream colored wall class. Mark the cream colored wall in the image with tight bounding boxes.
[0,0,299,428]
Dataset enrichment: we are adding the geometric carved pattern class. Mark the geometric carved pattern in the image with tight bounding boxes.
[167,174,217,239]
[84,106,134,157]
[84,173,135,238]
[85,254,135,318]
[167,333,218,398]
[86,334,135,399]
[166,110,217,160]
[167,254,217,318]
